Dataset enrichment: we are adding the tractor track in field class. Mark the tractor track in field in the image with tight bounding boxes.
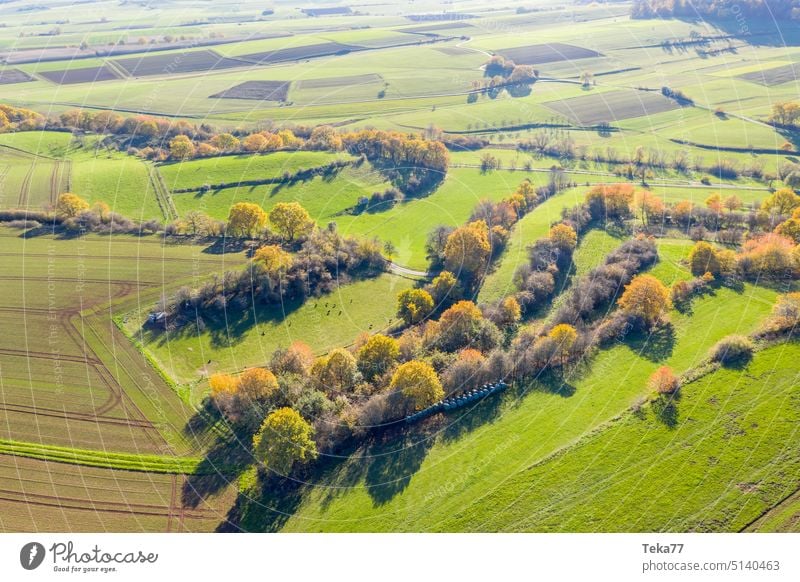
[0,251,228,266]
[48,159,70,204]
[0,487,217,519]
[0,347,102,365]
[17,161,34,208]
[0,275,150,288]
[0,306,165,445]
[0,402,157,430]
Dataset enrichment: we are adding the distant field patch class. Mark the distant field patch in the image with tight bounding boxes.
[296,73,382,89]
[210,80,290,101]
[400,22,474,35]
[497,42,601,65]
[434,46,473,56]
[237,42,359,64]
[0,68,34,85]
[544,90,682,126]
[739,63,799,86]
[302,7,352,16]
[114,50,246,77]
[38,65,120,85]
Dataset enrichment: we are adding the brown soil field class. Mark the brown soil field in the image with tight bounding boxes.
[114,49,248,77]
[237,42,359,64]
[497,42,601,65]
[0,68,34,84]
[38,65,121,85]
[210,80,291,101]
[0,454,235,532]
[739,63,800,86]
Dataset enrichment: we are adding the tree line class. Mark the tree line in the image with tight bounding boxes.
[632,0,800,20]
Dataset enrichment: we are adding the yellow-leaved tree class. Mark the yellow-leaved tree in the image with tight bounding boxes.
[269,201,314,242]
[252,408,317,475]
[390,360,443,410]
[618,274,672,328]
[253,245,293,280]
[55,193,89,218]
[227,202,267,238]
[356,334,400,381]
[444,220,491,278]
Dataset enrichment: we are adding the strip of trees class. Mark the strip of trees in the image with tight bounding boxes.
[632,0,800,21]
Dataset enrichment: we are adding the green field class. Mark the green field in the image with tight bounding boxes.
[276,281,778,531]
[128,273,415,385]
[2,0,800,535]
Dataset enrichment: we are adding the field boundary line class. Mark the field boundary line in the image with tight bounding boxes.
[0,438,205,474]
[741,484,800,532]
[0,143,58,161]
[103,58,130,79]
[146,163,177,220]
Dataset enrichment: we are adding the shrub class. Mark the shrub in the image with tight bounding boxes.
[709,335,754,365]
[648,366,679,394]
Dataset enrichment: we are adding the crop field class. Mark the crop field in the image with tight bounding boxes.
[295,73,383,90]
[159,151,353,192]
[0,454,235,532]
[114,49,248,77]
[277,281,779,532]
[130,273,415,384]
[544,90,685,126]
[398,22,476,35]
[496,42,602,65]
[0,148,68,211]
[38,64,122,85]
[469,343,800,532]
[237,42,360,65]
[0,68,34,85]
[171,164,391,226]
[1,0,800,538]
[739,63,800,86]
[210,80,291,101]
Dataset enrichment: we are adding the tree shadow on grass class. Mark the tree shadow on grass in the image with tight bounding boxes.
[200,237,248,255]
[219,471,306,533]
[182,424,255,510]
[625,323,676,363]
[652,392,681,429]
[438,396,505,445]
[146,294,307,353]
[363,428,436,506]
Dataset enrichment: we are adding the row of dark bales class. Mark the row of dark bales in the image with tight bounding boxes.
[404,380,509,424]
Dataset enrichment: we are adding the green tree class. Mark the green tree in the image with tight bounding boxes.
[688,241,721,276]
[429,270,461,305]
[253,245,293,280]
[211,132,240,152]
[549,223,577,251]
[252,408,317,474]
